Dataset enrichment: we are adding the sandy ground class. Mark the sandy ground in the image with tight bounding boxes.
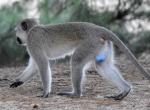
[0,56,150,110]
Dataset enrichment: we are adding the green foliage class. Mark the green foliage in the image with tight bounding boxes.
[0,2,27,65]
[70,1,114,28]
[0,3,26,34]
[38,0,81,24]
[130,31,150,55]
[0,0,150,66]
[110,25,130,45]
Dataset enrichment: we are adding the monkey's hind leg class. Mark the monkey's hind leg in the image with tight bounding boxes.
[94,61,131,100]
[95,42,131,100]
[58,43,93,98]
[58,60,88,98]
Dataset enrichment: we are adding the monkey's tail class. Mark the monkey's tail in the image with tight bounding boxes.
[102,27,150,80]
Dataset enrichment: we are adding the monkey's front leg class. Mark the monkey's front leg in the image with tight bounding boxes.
[37,64,52,98]
[33,53,52,98]
[10,57,38,88]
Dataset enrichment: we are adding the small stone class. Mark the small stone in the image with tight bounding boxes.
[33,104,38,108]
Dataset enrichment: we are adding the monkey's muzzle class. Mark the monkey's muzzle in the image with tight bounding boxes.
[16,37,22,44]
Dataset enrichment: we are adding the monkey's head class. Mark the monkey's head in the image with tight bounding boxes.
[15,18,37,45]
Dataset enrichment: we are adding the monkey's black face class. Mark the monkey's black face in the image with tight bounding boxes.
[16,37,22,45]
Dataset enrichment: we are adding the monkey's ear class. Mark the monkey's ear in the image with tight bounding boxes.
[21,21,27,31]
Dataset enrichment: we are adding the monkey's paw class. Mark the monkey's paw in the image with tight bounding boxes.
[104,90,130,100]
[57,92,81,98]
[37,92,49,98]
[10,81,23,88]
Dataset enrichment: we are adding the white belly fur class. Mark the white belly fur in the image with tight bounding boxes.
[45,45,76,60]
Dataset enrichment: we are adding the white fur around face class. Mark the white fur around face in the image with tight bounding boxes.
[16,26,28,45]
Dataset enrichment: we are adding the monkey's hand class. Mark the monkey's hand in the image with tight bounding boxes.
[10,81,23,88]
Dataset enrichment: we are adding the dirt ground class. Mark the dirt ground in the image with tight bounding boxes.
[0,55,150,110]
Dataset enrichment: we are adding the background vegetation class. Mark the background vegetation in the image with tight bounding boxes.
[0,0,150,66]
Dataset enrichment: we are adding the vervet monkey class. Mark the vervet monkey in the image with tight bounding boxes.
[10,18,150,100]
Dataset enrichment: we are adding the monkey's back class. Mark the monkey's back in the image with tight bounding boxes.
[27,22,103,59]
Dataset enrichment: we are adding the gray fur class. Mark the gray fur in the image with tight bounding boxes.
[11,18,150,100]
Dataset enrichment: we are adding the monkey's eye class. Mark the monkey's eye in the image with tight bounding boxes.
[21,22,27,31]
